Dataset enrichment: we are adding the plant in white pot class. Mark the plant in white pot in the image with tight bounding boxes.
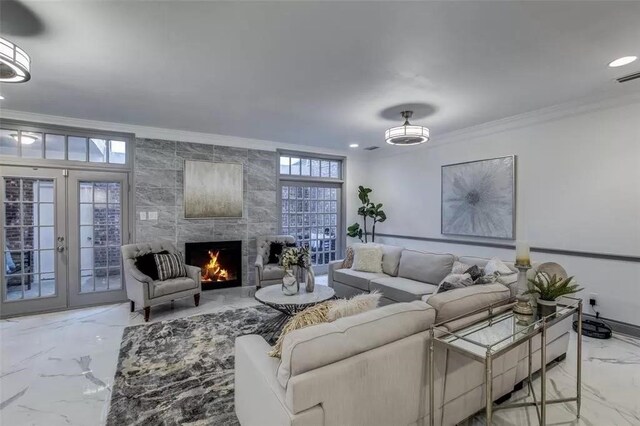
[524,273,582,317]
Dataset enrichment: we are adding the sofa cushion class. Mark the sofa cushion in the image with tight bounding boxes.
[277,300,436,387]
[150,277,198,298]
[370,277,438,302]
[380,244,404,276]
[333,268,387,291]
[398,250,455,285]
[424,283,510,323]
[263,264,287,281]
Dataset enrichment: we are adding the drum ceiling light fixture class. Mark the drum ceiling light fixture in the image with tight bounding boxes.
[385,111,430,146]
[0,37,31,83]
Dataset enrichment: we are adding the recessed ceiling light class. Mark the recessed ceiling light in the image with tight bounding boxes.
[0,95,4,100]
[608,56,637,68]
[349,143,359,148]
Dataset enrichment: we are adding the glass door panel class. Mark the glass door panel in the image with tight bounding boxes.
[67,171,128,307]
[280,182,341,274]
[1,167,67,317]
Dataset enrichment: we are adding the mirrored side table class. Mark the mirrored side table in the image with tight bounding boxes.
[429,297,582,425]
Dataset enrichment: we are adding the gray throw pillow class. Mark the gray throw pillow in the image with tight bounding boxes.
[437,276,474,293]
[474,272,499,285]
[464,265,483,281]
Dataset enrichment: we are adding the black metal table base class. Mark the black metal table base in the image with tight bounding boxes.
[255,297,336,343]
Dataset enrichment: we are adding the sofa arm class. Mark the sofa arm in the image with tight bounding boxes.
[255,254,264,282]
[426,283,511,324]
[185,265,202,286]
[327,259,343,288]
[235,335,295,426]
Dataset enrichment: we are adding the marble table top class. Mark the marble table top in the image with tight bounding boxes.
[255,285,335,306]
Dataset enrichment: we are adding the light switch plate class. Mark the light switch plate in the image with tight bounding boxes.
[139,211,147,220]
[148,211,158,220]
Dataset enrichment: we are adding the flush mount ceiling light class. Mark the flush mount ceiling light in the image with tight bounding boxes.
[385,111,430,146]
[0,37,31,83]
[608,56,637,68]
[10,132,38,145]
[349,143,359,148]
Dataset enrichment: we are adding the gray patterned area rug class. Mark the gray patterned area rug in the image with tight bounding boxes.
[106,305,275,426]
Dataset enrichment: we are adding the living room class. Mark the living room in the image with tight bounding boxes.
[1,1,639,425]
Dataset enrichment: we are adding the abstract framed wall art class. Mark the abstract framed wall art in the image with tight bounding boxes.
[184,160,243,219]
[441,156,515,239]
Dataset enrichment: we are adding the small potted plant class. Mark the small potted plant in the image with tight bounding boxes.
[524,273,582,317]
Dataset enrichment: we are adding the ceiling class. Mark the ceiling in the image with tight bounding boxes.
[1,1,639,150]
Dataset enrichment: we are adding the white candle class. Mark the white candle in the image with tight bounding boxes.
[515,240,531,266]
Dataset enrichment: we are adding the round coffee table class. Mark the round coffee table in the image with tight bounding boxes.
[254,285,335,342]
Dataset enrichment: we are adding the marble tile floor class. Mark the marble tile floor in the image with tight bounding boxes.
[1,278,639,426]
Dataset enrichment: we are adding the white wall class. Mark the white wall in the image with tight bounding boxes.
[363,99,640,326]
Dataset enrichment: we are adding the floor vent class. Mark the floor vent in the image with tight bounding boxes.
[364,146,380,151]
[616,72,640,83]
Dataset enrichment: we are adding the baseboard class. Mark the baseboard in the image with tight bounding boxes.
[577,313,640,339]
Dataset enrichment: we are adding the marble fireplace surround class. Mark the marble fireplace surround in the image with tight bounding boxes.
[134,138,278,287]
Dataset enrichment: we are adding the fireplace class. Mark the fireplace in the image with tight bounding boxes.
[185,240,242,290]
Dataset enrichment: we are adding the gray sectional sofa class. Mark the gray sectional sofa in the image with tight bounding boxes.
[329,244,520,304]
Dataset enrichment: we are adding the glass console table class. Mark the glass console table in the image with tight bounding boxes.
[429,297,582,425]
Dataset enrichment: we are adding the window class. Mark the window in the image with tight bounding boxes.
[279,154,341,179]
[278,153,344,272]
[0,127,130,165]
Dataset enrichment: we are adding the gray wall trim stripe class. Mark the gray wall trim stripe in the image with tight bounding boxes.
[376,233,640,263]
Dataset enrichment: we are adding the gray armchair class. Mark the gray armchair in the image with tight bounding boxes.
[254,235,296,289]
[121,241,201,322]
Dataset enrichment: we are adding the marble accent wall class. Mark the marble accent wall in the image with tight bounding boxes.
[134,138,277,286]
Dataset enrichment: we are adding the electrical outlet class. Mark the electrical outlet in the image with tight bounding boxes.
[148,211,158,220]
[139,211,147,221]
[589,293,598,306]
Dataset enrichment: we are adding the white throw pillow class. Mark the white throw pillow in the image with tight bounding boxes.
[497,272,518,286]
[451,260,472,274]
[484,257,512,276]
[351,244,383,273]
[327,291,382,322]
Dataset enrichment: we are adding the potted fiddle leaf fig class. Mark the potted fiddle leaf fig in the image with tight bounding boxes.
[523,273,582,317]
[347,186,386,242]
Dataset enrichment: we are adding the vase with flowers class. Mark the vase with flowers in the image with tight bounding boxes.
[279,246,311,295]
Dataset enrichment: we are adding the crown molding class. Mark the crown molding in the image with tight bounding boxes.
[372,90,640,158]
[0,109,354,158]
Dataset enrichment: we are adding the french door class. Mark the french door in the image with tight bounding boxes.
[1,166,129,317]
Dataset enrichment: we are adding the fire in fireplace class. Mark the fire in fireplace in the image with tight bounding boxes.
[185,240,242,290]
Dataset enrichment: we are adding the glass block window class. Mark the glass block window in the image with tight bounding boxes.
[0,128,129,165]
[280,184,340,266]
[279,154,342,179]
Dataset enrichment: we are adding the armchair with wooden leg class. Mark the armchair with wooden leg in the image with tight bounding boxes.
[121,242,201,322]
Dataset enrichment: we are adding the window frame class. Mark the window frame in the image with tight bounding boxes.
[0,120,133,170]
[277,150,347,271]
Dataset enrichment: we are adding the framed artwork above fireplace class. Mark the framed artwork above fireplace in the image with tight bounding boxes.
[184,160,243,219]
